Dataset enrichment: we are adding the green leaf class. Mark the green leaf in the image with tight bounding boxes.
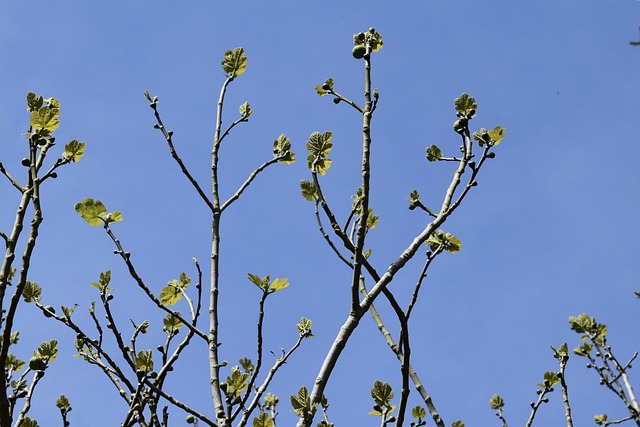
[21,417,39,427]
[5,354,25,372]
[226,367,250,398]
[90,270,112,294]
[426,144,442,162]
[551,342,569,360]
[473,126,506,147]
[240,101,253,117]
[407,190,420,210]
[314,78,334,96]
[354,29,384,53]
[594,414,608,425]
[239,357,254,374]
[536,371,559,388]
[22,281,42,303]
[300,180,318,201]
[454,93,477,120]
[135,350,153,372]
[451,421,465,427]
[290,386,311,417]
[163,313,183,336]
[253,412,274,427]
[264,392,279,409]
[305,131,333,175]
[35,340,58,362]
[297,317,313,338]
[159,273,191,306]
[371,380,394,408]
[411,406,426,419]
[489,394,504,410]
[61,305,77,318]
[74,198,110,226]
[26,92,44,112]
[573,342,593,357]
[63,140,86,162]
[247,273,270,292]
[270,277,290,293]
[222,47,247,78]
[366,208,379,230]
[273,134,296,164]
[56,395,71,411]
[30,106,60,133]
[426,230,462,254]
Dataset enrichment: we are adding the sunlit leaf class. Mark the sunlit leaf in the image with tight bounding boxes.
[314,78,334,96]
[63,140,86,162]
[239,357,254,374]
[426,144,442,162]
[22,281,42,303]
[290,386,311,417]
[163,313,183,336]
[226,367,250,398]
[160,273,191,306]
[273,134,296,164]
[222,48,247,78]
[371,380,394,408]
[30,106,60,133]
[454,93,477,120]
[300,180,317,201]
[5,354,25,372]
[296,317,313,338]
[56,395,71,411]
[270,278,290,293]
[489,394,504,410]
[74,198,108,226]
[253,412,273,427]
[426,230,462,254]
[35,340,58,362]
[240,101,253,117]
[135,350,153,372]
[90,270,112,294]
[411,405,426,419]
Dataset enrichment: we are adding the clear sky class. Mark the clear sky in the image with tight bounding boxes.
[1,1,639,426]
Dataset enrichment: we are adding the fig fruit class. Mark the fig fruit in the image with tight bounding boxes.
[29,356,46,371]
[43,306,56,317]
[352,45,366,59]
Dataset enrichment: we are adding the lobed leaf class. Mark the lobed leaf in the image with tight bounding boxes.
[135,350,154,372]
[454,93,477,120]
[426,144,442,162]
[489,394,504,410]
[63,140,86,162]
[22,281,42,303]
[222,47,248,78]
[300,180,318,201]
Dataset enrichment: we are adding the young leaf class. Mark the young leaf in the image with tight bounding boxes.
[21,417,39,427]
[74,198,108,226]
[366,208,378,230]
[5,354,25,372]
[273,134,296,164]
[451,422,465,427]
[90,270,112,294]
[314,78,334,96]
[426,144,442,162]
[163,313,183,335]
[270,277,290,293]
[296,317,313,338]
[240,101,253,117]
[35,340,58,362]
[247,273,270,292]
[30,106,60,133]
[298,180,317,202]
[426,230,462,254]
[305,131,333,175]
[454,93,477,120]
[63,140,86,162]
[489,394,504,410]
[135,350,154,372]
[56,395,71,411]
[159,273,191,306]
[371,380,394,408]
[26,92,43,112]
[222,47,248,78]
[239,357,254,374]
[291,386,311,417]
[252,412,273,427]
[226,367,250,398]
[22,281,42,303]
[411,406,426,419]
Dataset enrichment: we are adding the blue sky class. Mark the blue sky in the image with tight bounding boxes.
[1,1,639,426]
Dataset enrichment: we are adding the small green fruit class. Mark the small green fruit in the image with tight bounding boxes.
[21,158,30,167]
[352,45,366,59]
[29,356,46,371]
[43,306,56,317]
[186,415,195,424]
